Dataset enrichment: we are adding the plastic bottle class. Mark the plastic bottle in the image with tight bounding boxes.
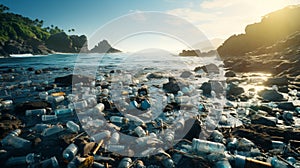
[42,115,58,121]
[5,153,39,166]
[270,157,288,168]
[134,126,146,137]
[1,100,13,105]
[211,130,224,143]
[63,143,78,161]
[54,108,73,116]
[31,124,50,133]
[72,100,88,110]
[86,97,97,107]
[110,116,126,123]
[109,132,120,144]
[164,129,175,144]
[1,130,31,149]
[42,125,64,136]
[91,130,111,142]
[192,138,225,154]
[66,121,80,133]
[227,138,238,150]
[54,96,64,103]
[118,157,132,168]
[162,158,175,168]
[175,117,185,130]
[94,103,105,113]
[26,109,46,116]
[106,144,125,152]
[40,156,60,168]
[39,92,48,100]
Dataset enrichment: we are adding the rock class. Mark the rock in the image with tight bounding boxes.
[194,63,219,74]
[200,80,224,97]
[54,74,93,86]
[277,102,295,111]
[225,71,236,77]
[259,89,284,101]
[27,67,35,71]
[162,77,180,94]
[146,73,165,79]
[90,40,121,53]
[227,83,244,97]
[35,70,42,74]
[251,115,277,127]
[200,82,211,96]
[180,71,193,78]
[265,77,289,86]
[45,32,75,53]
[278,86,289,93]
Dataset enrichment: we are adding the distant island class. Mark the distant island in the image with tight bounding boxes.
[178,49,217,57]
[0,4,121,57]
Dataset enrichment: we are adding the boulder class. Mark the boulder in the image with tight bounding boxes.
[200,82,211,96]
[180,71,193,78]
[251,115,277,127]
[194,63,219,74]
[225,71,236,77]
[277,102,295,111]
[54,74,93,86]
[163,77,180,94]
[259,89,284,101]
[227,83,245,97]
[265,77,289,86]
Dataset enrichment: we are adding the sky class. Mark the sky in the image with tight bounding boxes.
[1,0,300,52]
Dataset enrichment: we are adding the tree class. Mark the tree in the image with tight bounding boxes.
[0,4,9,13]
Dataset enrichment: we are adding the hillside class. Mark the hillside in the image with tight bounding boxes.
[0,4,120,56]
[217,5,300,57]
[218,5,300,93]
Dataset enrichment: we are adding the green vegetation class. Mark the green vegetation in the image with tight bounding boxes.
[0,4,66,42]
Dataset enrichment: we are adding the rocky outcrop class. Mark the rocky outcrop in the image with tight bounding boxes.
[90,40,121,53]
[45,32,75,53]
[218,5,300,57]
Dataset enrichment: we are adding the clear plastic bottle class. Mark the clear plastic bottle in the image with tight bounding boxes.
[91,130,111,142]
[42,115,58,121]
[164,129,174,144]
[66,121,80,133]
[109,132,120,144]
[110,116,125,123]
[134,126,146,137]
[1,135,31,149]
[63,143,78,161]
[54,96,65,103]
[26,109,46,116]
[32,124,50,133]
[94,103,105,113]
[42,125,64,136]
[54,108,73,116]
[106,144,125,152]
[192,138,225,154]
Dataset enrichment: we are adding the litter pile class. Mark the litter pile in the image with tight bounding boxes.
[1,65,300,168]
